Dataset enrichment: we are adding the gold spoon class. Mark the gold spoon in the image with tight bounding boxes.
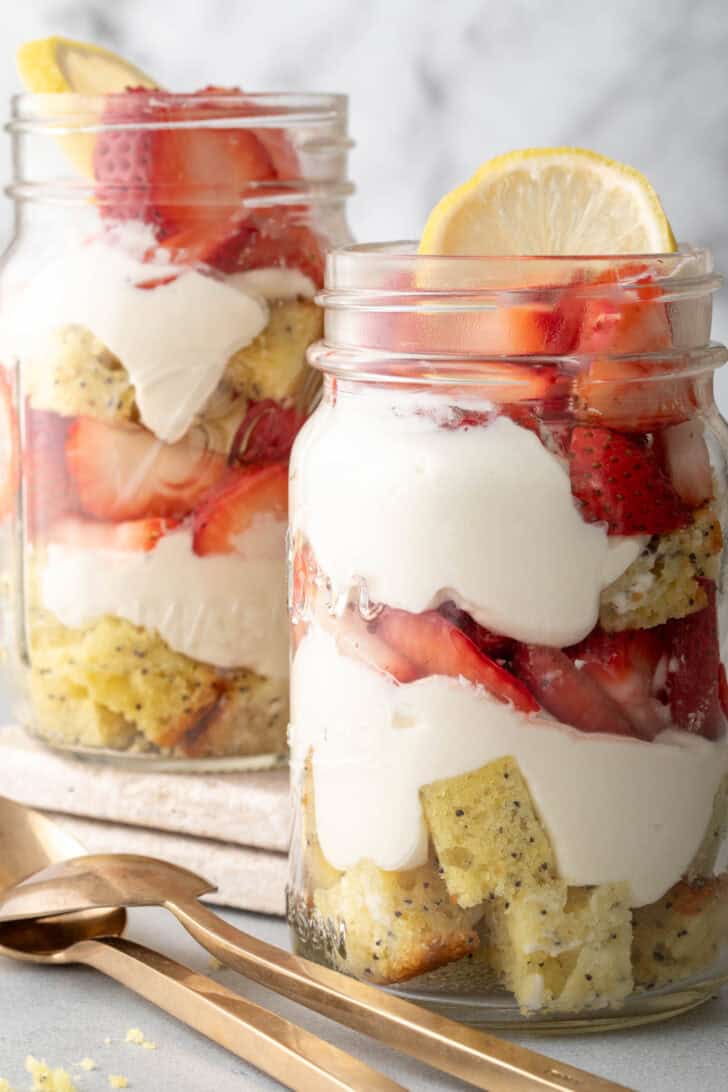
[0,795,407,1092]
[0,796,632,1092]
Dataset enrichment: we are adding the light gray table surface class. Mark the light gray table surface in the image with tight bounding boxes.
[0,905,725,1092]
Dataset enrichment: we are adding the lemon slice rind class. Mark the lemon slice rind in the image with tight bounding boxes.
[16,36,157,176]
[419,147,676,257]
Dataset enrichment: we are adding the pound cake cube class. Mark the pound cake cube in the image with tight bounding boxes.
[225,299,322,402]
[420,756,557,908]
[30,612,220,750]
[26,325,137,422]
[179,671,288,759]
[600,506,722,632]
[632,877,727,989]
[314,858,482,984]
[29,665,135,750]
[486,882,633,1013]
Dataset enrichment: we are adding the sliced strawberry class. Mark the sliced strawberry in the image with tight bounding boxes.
[577,293,671,356]
[437,601,516,660]
[318,601,420,683]
[375,608,537,712]
[0,369,19,521]
[192,462,288,556]
[94,88,276,239]
[719,664,728,721]
[511,643,635,737]
[204,208,325,285]
[568,426,691,535]
[655,420,713,508]
[665,581,725,740]
[65,417,227,522]
[566,628,668,741]
[229,399,304,466]
[497,286,584,356]
[573,267,699,431]
[575,356,696,432]
[24,408,81,536]
[50,515,176,552]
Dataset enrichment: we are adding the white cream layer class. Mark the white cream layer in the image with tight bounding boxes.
[4,225,269,444]
[291,627,728,907]
[229,268,316,300]
[40,523,288,677]
[292,393,643,648]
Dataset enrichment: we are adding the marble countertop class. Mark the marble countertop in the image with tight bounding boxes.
[0,905,725,1091]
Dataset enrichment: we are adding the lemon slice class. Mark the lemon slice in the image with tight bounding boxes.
[420,147,676,256]
[16,37,157,176]
[17,36,156,95]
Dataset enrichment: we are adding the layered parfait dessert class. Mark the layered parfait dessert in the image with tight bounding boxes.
[0,38,350,760]
[288,149,728,1019]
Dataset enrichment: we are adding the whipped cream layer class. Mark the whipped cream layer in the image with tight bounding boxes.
[40,523,288,677]
[292,628,728,907]
[3,225,269,443]
[230,268,316,300]
[292,392,642,647]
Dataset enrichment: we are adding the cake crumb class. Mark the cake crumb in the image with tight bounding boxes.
[141,1041,156,1051]
[103,1038,112,1047]
[25,1057,78,1092]
[0,1077,15,1092]
[124,1028,144,1045]
[207,956,224,971]
[108,1079,129,1090]
[79,1059,96,1071]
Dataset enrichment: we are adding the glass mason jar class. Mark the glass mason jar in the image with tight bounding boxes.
[0,91,353,767]
[288,243,728,1028]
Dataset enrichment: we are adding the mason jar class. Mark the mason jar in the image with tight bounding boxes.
[287,242,728,1027]
[0,90,353,767]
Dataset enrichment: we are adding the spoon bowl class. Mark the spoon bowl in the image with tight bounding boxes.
[0,906,127,962]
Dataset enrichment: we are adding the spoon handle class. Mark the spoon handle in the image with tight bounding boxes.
[167,897,633,1092]
[71,934,404,1092]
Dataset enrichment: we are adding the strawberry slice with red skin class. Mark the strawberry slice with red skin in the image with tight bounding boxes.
[204,208,325,286]
[0,369,19,521]
[568,426,691,535]
[566,627,669,741]
[511,643,635,737]
[24,408,81,536]
[665,581,725,740]
[437,601,516,660]
[318,602,420,683]
[66,417,227,522]
[719,664,728,721]
[94,88,276,239]
[375,608,537,713]
[574,266,698,432]
[229,399,304,466]
[192,462,288,556]
[577,263,671,354]
[50,515,177,552]
[655,420,713,508]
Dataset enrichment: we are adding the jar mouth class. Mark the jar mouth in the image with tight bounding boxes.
[321,241,721,306]
[311,241,727,383]
[8,91,350,132]
[6,91,354,208]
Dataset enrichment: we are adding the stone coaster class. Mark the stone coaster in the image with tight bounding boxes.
[0,724,291,851]
[49,810,287,914]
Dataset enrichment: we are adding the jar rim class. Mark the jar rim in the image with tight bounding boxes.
[320,241,722,308]
[8,90,349,132]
